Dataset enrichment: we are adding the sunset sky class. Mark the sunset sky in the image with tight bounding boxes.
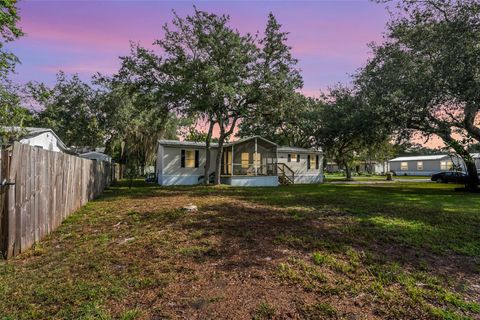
[10,0,391,97]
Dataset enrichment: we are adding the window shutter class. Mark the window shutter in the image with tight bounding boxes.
[288,154,291,162]
[297,154,300,162]
[181,150,185,168]
[316,155,319,169]
[307,155,311,169]
[195,150,199,168]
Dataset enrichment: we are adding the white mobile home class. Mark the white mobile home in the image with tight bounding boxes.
[156,136,323,187]
[2,126,70,153]
[473,153,480,169]
[80,151,112,163]
[389,154,464,176]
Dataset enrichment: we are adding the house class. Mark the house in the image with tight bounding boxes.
[388,154,464,176]
[1,126,70,153]
[473,153,480,170]
[155,136,323,186]
[79,151,112,163]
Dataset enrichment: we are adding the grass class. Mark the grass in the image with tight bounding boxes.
[324,173,431,182]
[0,180,479,319]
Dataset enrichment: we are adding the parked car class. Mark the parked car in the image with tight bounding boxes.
[431,171,468,184]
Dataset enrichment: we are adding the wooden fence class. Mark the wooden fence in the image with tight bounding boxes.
[0,142,112,258]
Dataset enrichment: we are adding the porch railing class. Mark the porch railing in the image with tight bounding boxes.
[277,163,295,185]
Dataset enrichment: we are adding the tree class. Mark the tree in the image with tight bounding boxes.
[0,0,23,81]
[357,0,480,189]
[311,87,390,180]
[28,72,104,148]
[95,44,179,175]
[238,13,304,145]
[158,9,262,184]
[0,0,27,135]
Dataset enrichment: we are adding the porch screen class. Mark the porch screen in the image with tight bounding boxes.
[241,153,249,168]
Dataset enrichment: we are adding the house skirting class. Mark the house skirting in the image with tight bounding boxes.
[294,175,324,184]
[159,175,202,186]
[221,176,279,187]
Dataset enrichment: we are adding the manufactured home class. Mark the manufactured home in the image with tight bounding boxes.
[389,154,464,176]
[1,126,70,153]
[156,136,323,186]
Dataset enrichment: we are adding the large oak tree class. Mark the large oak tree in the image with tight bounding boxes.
[357,0,480,189]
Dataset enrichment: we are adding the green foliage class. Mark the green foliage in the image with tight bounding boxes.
[239,13,304,146]
[358,0,480,187]
[94,44,179,171]
[0,0,23,80]
[28,72,103,148]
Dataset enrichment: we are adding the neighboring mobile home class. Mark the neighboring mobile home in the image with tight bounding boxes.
[80,151,112,163]
[389,154,464,176]
[156,136,323,186]
[1,126,70,153]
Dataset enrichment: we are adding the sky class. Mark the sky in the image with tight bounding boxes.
[10,0,392,98]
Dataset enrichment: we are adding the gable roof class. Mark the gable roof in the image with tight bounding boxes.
[2,126,70,153]
[389,154,450,162]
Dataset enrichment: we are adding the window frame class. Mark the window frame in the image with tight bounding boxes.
[181,149,199,168]
[400,162,408,171]
[417,161,423,171]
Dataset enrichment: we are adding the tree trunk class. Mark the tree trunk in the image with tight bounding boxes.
[204,120,215,185]
[464,159,479,191]
[345,164,352,180]
[214,137,224,185]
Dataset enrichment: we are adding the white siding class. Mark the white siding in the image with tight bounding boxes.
[157,145,218,186]
[277,151,324,184]
[20,132,61,152]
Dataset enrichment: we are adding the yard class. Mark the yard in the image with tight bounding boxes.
[0,181,479,319]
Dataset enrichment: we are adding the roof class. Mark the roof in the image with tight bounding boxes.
[158,140,219,148]
[2,126,70,153]
[389,154,450,162]
[80,151,111,157]
[277,146,322,153]
[224,136,278,147]
[158,136,322,153]
[471,153,480,159]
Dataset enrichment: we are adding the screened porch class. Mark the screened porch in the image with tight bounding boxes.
[221,137,278,177]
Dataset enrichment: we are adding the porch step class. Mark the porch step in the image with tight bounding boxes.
[279,175,293,185]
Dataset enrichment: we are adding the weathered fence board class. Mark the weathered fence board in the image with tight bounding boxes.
[0,142,112,258]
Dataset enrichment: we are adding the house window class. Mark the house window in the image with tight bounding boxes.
[417,161,423,170]
[254,153,261,167]
[181,149,199,168]
[440,161,453,171]
[316,155,320,169]
[307,155,311,169]
[241,152,249,168]
[400,162,408,171]
[223,151,231,174]
[287,153,299,163]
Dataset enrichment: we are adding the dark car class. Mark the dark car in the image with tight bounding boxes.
[431,171,468,184]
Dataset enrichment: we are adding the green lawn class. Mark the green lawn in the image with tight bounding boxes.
[0,181,479,319]
[324,173,431,182]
